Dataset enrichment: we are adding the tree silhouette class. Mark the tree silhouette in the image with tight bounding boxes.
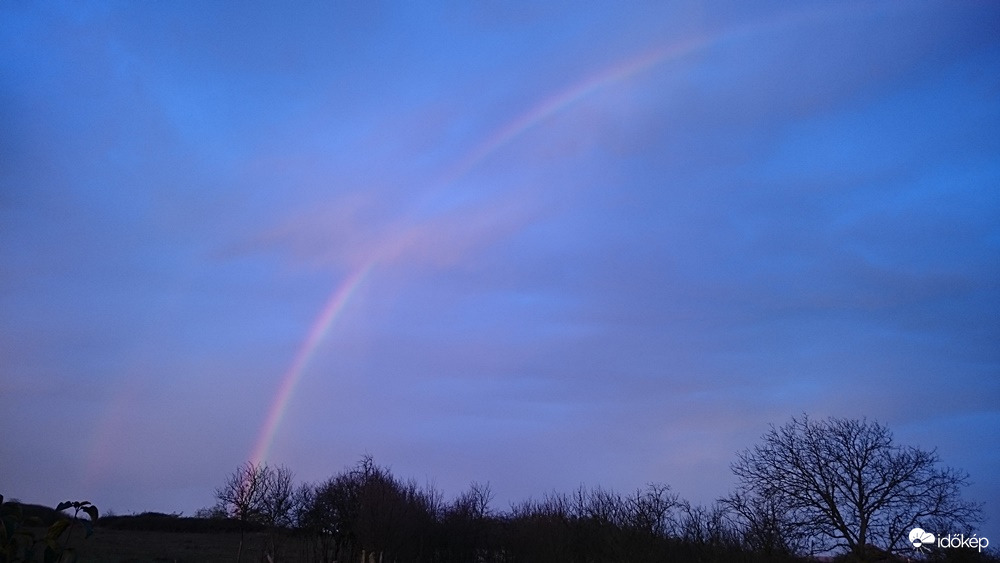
[214,461,294,562]
[727,415,981,560]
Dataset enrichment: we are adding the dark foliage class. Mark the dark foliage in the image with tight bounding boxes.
[1,496,98,563]
[284,457,796,563]
[6,415,984,562]
[0,502,61,528]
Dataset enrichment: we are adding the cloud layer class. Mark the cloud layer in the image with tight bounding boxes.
[2,1,998,531]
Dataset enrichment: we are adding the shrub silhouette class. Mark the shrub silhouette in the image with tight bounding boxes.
[1,495,99,563]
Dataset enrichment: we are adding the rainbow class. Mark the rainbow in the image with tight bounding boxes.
[249,262,373,465]
[443,34,712,183]
[441,1,848,183]
[247,29,744,466]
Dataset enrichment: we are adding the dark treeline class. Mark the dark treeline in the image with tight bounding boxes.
[208,455,786,563]
[196,416,992,563]
[5,416,991,563]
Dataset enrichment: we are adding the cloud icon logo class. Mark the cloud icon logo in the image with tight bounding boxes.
[909,528,936,550]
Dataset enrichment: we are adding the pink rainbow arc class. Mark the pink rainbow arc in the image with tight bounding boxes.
[250,262,373,466]
[443,34,712,183]
[248,31,729,466]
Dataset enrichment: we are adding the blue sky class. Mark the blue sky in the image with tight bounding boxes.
[2,1,998,532]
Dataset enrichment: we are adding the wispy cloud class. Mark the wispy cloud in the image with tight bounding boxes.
[1,1,997,527]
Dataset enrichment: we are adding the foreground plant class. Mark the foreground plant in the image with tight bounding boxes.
[0,494,99,563]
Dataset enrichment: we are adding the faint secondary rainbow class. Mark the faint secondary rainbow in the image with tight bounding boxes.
[250,261,373,466]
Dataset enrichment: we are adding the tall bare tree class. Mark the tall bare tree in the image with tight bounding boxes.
[727,415,981,560]
[216,462,269,521]
[215,461,295,562]
[263,464,295,528]
[216,462,270,562]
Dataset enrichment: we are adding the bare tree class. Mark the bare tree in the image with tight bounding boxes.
[216,462,271,562]
[722,488,808,557]
[728,415,981,560]
[215,461,296,562]
[443,481,496,561]
[462,481,494,520]
[292,456,442,563]
[217,462,271,522]
[261,464,295,560]
[263,464,295,528]
[625,483,680,538]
